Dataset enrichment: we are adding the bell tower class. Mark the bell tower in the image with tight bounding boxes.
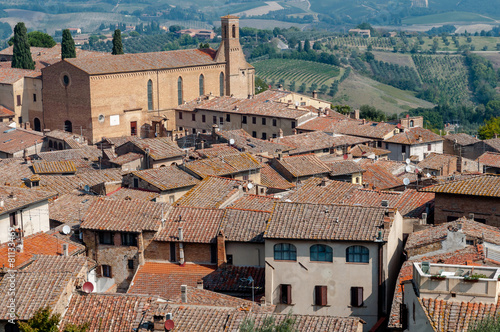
[216,16,254,98]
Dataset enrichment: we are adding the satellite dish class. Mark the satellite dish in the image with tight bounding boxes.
[82,282,94,293]
[403,178,410,186]
[247,183,254,189]
[426,173,431,178]
[62,225,71,235]
[229,138,235,145]
[84,185,90,192]
[164,320,175,330]
[406,158,411,165]
[343,154,348,160]
[405,165,412,173]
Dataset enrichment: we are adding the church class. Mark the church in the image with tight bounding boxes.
[39,16,254,143]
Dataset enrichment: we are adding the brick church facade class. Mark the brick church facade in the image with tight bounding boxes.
[39,16,254,143]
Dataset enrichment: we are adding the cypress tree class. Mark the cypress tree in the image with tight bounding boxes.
[304,39,311,52]
[61,29,76,60]
[111,29,124,55]
[11,22,34,70]
[298,41,303,52]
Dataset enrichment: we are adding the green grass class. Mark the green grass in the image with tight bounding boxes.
[403,11,496,24]
[253,58,342,96]
[333,71,435,115]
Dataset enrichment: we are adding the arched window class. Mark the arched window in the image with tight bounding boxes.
[64,120,72,133]
[48,140,53,149]
[33,118,41,132]
[58,142,63,150]
[232,25,236,38]
[177,77,183,105]
[310,244,333,262]
[199,74,204,96]
[409,120,414,127]
[274,243,297,261]
[147,79,153,110]
[219,72,224,96]
[346,246,369,263]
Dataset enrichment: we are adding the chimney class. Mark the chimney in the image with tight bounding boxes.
[469,213,474,221]
[278,84,283,90]
[362,119,366,125]
[197,280,203,289]
[320,179,326,187]
[216,231,226,268]
[181,285,188,303]
[312,90,318,99]
[178,227,185,265]
[153,315,164,331]
[211,124,219,140]
[277,152,283,161]
[353,109,360,120]
[279,128,283,138]
[62,244,69,256]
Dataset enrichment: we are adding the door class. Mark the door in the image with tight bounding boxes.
[130,121,137,136]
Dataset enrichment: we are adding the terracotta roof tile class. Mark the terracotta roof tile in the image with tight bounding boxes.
[0,186,54,215]
[109,152,142,165]
[167,286,264,309]
[106,188,160,201]
[265,202,389,241]
[0,124,44,154]
[81,199,164,232]
[0,67,41,83]
[203,265,265,293]
[20,255,92,275]
[350,144,390,157]
[154,206,224,243]
[221,208,270,242]
[0,232,84,269]
[132,165,199,191]
[295,115,349,132]
[485,138,500,152]
[37,169,124,195]
[361,163,404,190]
[185,152,262,178]
[32,160,77,174]
[49,193,96,224]
[385,127,443,145]
[420,174,500,197]
[60,293,157,332]
[273,154,331,178]
[228,194,277,213]
[444,133,481,146]
[216,129,293,155]
[0,105,14,118]
[284,177,360,204]
[195,144,241,158]
[327,160,364,176]
[477,151,500,168]
[333,120,397,139]
[127,262,216,299]
[260,164,295,190]
[175,176,245,209]
[417,153,458,171]
[131,137,184,160]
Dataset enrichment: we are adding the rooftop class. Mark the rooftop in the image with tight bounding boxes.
[485,138,500,152]
[106,188,160,202]
[185,152,261,178]
[385,127,443,145]
[327,160,364,177]
[477,151,500,168]
[260,164,295,191]
[216,129,293,155]
[131,165,199,191]
[283,177,360,204]
[0,124,44,154]
[48,193,96,225]
[272,154,331,178]
[221,208,270,242]
[228,194,277,213]
[361,163,404,190]
[32,160,77,174]
[81,199,164,232]
[0,186,55,215]
[420,174,500,197]
[417,152,458,171]
[130,137,184,160]
[333,120,397,139]
[36,169,123,195]
[265,202,391,241]
[443,133,481,146]
[350,144,391,158]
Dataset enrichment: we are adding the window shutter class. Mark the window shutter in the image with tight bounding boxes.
[114,232,121,246]
[351,287,363,307]
[281,284,292,304]
[96,265,102,278]
[109,265,113,278]
[315,286,327,306]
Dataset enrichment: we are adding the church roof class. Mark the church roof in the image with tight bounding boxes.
[61,48,218,75]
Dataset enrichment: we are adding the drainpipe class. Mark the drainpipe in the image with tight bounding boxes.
[378,242,384,319]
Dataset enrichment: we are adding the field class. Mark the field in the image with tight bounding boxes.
[412,54,473,105]
[402,11,497,25]
[371,51,417,69]
[478,52,500,69]
[253,58,342,95]
[333,71,435,114]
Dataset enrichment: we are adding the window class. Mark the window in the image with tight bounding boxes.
[48,140,53,149]
[427,144,432,151]
[128,259,134,269]
[16,95,21,106]
[346,246,369,263]
[213,116,217,124]
[133,178,139,188]
[315,286,327,306]
[232,24,236,38]
[242,116,247,124]
[252,131,257,138]
[280,284,292,304]
[99,232,114,245]
[130,121,137,136]
[262,132,267,140]
[252,117,256,124]
[351,287,363,307]
[18,116,22,124]
[226,254,233,265]
[170,242,177,262]
[147,79,153,110]
[202,115,206,123]
[177,77,183,105]
[63,75,70,86]
[310,244,333,262]
[58,142,63,150]
[220,72,225,96]
[33,94,37,102]
[243,174,249,181]
[402,145,406,154]
[102,265,112,278]
[219,117,224,125]
[33,118,41,132]
[291,121,296,128]
[262,118,266,125]
[192,113,196,121]
[199,74,204,96]
[178,112,183,120]
[64,120,72,133]
[9,212,16,227]
[272,133,277,138]
[226,114,231,122]
[410,120,414,127]
[273,119,277,126]
[121,233,137,246]
[169,195,175,204]
[274,243,297,261]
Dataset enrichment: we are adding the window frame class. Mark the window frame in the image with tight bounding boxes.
[102,265,112,278]
[242,116,247,124]
[121,232,137,246]
[280,284,292,304]
[351,287,363,307]
[274,243,297,261]
[310,244,333,262]
[99,232,114,245]
[346,245,369,263]
[315,285,328,306]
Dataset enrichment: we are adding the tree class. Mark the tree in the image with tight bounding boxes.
[240,313,296,332]
[469,315,500,332]
[313,41,322,50]
[304,39,311,52]
[297,41,303,52]
[478,117,500,139]
[169,25,182,33]
[9,31,55,48]
[11,22,34,70]
[18,307,89,332]
[255,77,268,95]
[61,29,76,60]
[111,29,124,55]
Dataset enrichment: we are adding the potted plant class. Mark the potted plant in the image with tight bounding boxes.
[463,273,487,282]
[430,274,446,280]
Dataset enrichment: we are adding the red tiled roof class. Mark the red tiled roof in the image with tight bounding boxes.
[131,165,199,191]
[130,137,184,160]
[265,202,390,241]
[195,144,240,158]
[175,176,245,209]
[274,131,369,155]
[273,153,331,178]
[0,232,84,269]
[350,144,390,157]
[444,133,481,146]
[203,265,265,293]
[127,262,216,299]
[154,206,224,243]
[420,174,500,197]
[109,152,142,165]
[0,67,41,83]
[32,160,77,174]
[327,160,364,176]
[333,120,397,139]
[477,151,500,168]
[417,152,458,171]
[284,177,360,204]
[485,138,500,152]
[0,105,14,118]
[37,169,124,195]
[221,208,270,242]
[60,293,156,332]
[0,186,55,216]
[0,124,44,154]
[49,193,96,224]
[106,188,160,202]
[216,129,293,155]
[228,194,277,213]
[20,255,92,275]
[362,163,403,190]
[260,164,295,190]
[385,127,443,145]
[81,199,164,232]
[185,152,261,178]
[295,116,348,132]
